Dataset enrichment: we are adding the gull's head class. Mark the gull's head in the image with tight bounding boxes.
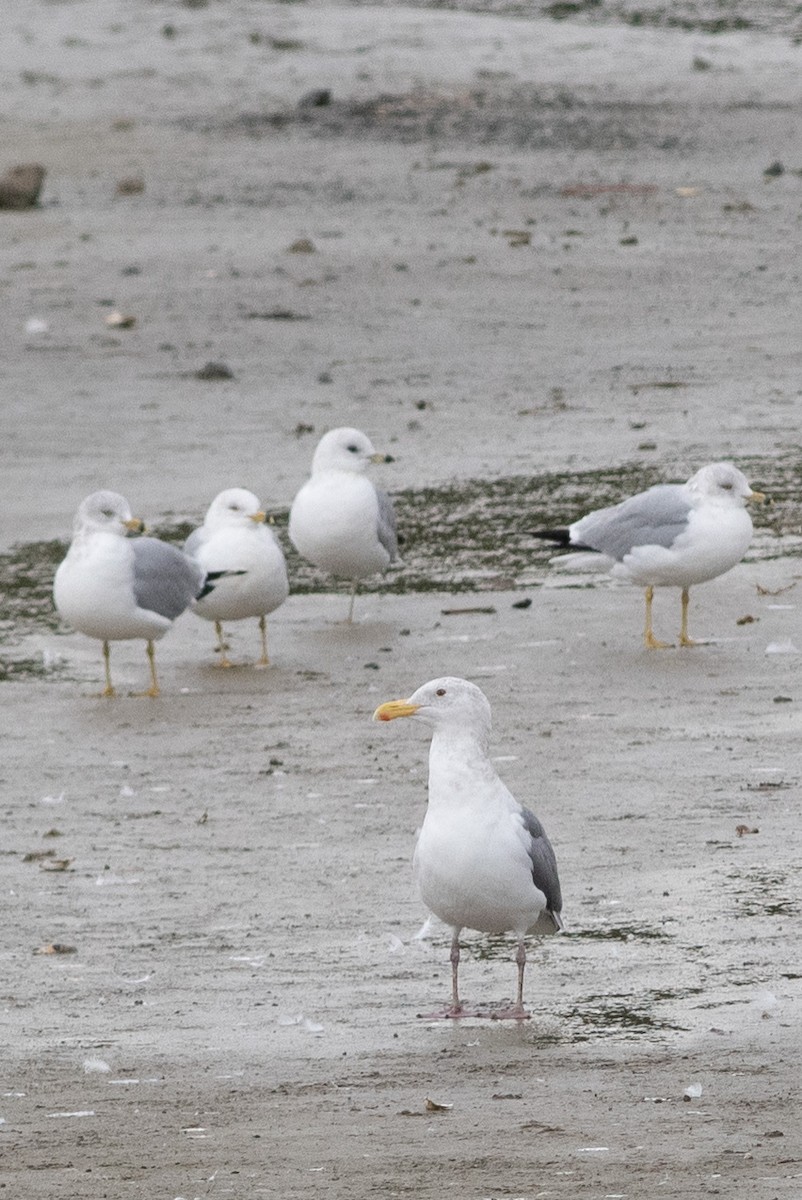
[373,676,492,739]
[203,487,266,530]
[688,462,766,506]
[74,490,143,536]
[311,427,393,475]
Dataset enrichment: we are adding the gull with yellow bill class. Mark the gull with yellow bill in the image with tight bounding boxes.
[54,490,218,697]
[532,461,766,648]
[289,427,399,622]
[374,677,562,1020]
[185,488,289,667]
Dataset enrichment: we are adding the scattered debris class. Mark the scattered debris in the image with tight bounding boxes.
[736,614,757,625]
[561,182,658,198]
[195,360,235,381]
[244,308,310,321]
[33,943,77,955]
[298,89,332,108]
[287,238,316,254]
[0,163,46,210]
[683,1083,703,1101]
[39,857,73,871]
[424,1097,453,1112]
[105,311,137,329]
[735,825,759,837]
[115,175,145,196]
[765,641,799,655]
[441,606,497,616]
[756,581,796,596]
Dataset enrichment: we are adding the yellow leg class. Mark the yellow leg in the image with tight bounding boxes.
[255,614,270,667]
[100,640,116,697]
[643,586,672,649]
[346,580,358,624]
[679,587,702,647]
[144,640,160,697]
[214,620,233,668]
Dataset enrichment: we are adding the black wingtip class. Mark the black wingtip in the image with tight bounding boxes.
[530,527,572,547]
[197,568,247,600]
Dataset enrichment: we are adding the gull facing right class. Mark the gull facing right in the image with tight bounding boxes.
[533,461,765,648]
[185,488,289,667]
[374,677,562,1020]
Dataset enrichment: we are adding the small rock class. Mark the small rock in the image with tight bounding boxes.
[298,89,332,109]
[194,360,235,379]
[105,311,136,329]
[195,360,235,381]
[763,161,784,177]
[116,175,145,196]
[0,163,46,210]
[288,238,316,254]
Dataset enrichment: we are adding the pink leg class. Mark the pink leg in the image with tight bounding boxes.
[417,930,478,1019]
[488,938,530,1021]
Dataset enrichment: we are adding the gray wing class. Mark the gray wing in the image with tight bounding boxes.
[131,537,204,620]
[572,484,691,561]
[376,488,399,561]
[521,807,562,928]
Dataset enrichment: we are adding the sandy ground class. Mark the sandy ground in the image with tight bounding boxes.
[2,2,802,1198]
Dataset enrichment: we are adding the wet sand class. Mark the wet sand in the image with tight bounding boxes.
[1,2,801,1197]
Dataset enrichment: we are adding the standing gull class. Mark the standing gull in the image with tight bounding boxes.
[54,490,217,696]
[289,427,399,622]
[533,462,765,648]
[185,488,289,667]
[374,677,562,1019]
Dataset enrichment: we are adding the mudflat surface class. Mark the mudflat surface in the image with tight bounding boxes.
[1,3,801,1198]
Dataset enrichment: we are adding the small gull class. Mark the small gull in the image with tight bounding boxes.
[54,490,221,696]
[533,462,765,648]
[374,676,562,1019]
[185,488,289,667]
[289,427,399,622]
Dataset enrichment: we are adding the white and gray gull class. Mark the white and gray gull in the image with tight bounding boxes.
[54,490,226,696]
[289,427,399,622]
[374,676,562,1020]
[533,462,765,648]
[185,488,289,667]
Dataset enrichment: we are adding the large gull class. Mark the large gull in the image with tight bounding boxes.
[533,462,765,648]
[289,427,399,622]
[374,676,562,1020]
[54,490,219,696]
[185,488,289,667]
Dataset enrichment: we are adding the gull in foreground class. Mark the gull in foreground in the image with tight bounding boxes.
[533,462,765,648]
[374,677,562,1019]
[289,427,399,622]
[185,488,289,667]
[54,490,220,696]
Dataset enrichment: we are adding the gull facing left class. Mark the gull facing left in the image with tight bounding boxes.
[374,677,562,1019]
[54,490,215,697]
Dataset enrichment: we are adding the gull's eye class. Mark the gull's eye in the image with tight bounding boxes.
[720,482,733,491]
[435,687,447,697]
[101,509,114,518]
[229,504,241,511]
[347,444,359,453]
